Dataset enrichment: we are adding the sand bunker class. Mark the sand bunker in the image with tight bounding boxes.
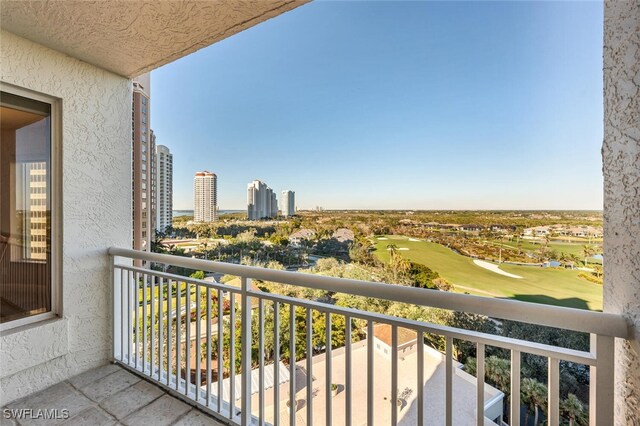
[473,260,523,279]
[386,247,409,251]
[408,238,420,241]
[378,237,389,240]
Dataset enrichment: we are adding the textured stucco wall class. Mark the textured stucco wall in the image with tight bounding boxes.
[0,0,308,77]
[0,31,131,404]
[603,1,640,425]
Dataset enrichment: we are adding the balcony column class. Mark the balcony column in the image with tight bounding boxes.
[603,1,640,425]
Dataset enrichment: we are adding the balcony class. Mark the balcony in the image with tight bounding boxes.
[98,248,627,426]
[1,1,638,425]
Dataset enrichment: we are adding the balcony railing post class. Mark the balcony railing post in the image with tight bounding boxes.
[111,255,121,361]
[589,333,615,426]
[241,277,252,425]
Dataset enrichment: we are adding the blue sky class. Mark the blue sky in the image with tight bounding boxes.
[152,1,604,211]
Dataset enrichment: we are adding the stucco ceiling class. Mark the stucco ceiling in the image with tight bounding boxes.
[0,0,309,78]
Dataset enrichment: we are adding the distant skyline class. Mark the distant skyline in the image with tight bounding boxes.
[152,1,604,211]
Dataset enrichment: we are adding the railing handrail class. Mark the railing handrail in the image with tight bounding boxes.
[108,246,629,338]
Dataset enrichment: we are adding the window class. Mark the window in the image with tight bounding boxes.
[1,86,59,329]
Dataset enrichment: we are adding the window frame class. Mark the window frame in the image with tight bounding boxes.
[0,82,62,333]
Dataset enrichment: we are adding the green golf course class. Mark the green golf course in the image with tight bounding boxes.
[486,239,602,264]
[372,235,602,311]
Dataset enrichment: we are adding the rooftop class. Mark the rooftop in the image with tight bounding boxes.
[373,324,418,347]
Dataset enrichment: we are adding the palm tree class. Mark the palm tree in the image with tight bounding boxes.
[387,244,401,280]
[582,245,595,267]
[486,356,510,393]
[560,393,584,426]
[484,356,511,419]
[521,378,547,425]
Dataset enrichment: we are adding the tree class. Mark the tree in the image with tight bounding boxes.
[560,393,585,426]
[387,244,410,281]
[582,245,595,267]
[592,264,603,279]
[190,270,206,280]
[463,356,510,394]
[406,262,440,289]
[486,356,510,394]
[521,378,547,426]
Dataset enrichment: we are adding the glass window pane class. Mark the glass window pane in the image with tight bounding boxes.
[1,91,52,324]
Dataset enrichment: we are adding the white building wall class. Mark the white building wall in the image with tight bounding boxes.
[282,190,295,217]
[194,172,216,222]
[247,180,277,220]
[603,1,640,424]
[0,31,131,404]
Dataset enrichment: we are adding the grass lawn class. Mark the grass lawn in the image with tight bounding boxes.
[372,235,603,311]
[487,240,602,263]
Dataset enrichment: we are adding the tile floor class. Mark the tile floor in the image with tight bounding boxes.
[2,364,227,426]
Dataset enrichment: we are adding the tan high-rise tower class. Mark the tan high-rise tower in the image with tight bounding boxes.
[156,145,173,232]
[132,74,155,253]
[194,171,217,222]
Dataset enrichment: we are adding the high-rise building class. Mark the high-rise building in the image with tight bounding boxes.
[155,145,173,232]
[247,180,278,220]
[281,190,295,217]
[194,171,217,222]
[21,162,48,260]
[132,73,155,253]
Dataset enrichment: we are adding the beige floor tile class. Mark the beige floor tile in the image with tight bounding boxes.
[79,370,140,402]
[68,364,120,389]
[173,409,227,426]
[100,380,164,420]
[121,394,190,426]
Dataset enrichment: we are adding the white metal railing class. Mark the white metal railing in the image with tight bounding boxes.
[109,247,628,426]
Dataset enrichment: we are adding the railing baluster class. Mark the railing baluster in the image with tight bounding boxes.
[259,299,265,426]
[306,307,313,426]
[128,270,133,365]
[206,287,212,408]
[476,342,485,426]
[274,301,280,426]
[230,294,236,419]
[167,279,172,387]
[120,268,125,362]
[325,312,332,426]
[391,325,398,426]
[289,303,296,426]
[158,277,163,383]
[367,320,374,426]
[345,315,352,426]
[417,331,424,426]
[510,350,521,426]
[176,280,181,391]
[196,284,201,402]
[150,275,155,377]
[445,336,453,426]
[143,273,147,373]
[113,261,120,361]
[548,357,560,426]
[217,288,223,413]
[185,282,191,396]
[134,271,139,369]
[241,277,253,425]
